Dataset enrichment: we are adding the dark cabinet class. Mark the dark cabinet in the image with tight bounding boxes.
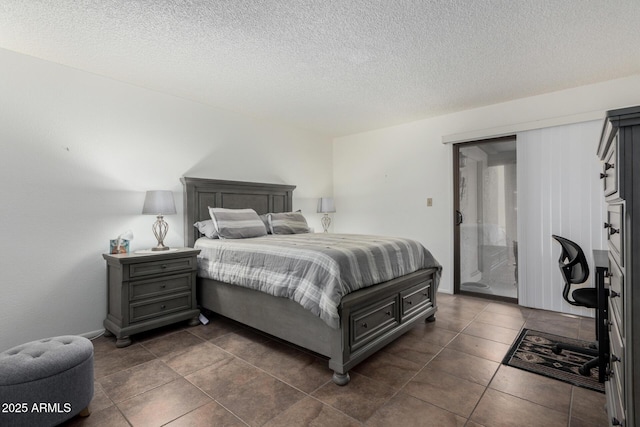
[598,106,640,427]
[103,248,200,347]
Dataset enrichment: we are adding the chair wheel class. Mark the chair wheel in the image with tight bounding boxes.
[552,344,562,355]
[578,366,591,376]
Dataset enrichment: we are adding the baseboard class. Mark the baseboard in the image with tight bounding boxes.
[80,329,106,340]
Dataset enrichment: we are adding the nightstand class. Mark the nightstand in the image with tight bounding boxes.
[102,248,201,347]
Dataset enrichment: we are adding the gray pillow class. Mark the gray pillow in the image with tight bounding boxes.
[194,220,219,239]
[268,212,311,235]
[209,207,267,239]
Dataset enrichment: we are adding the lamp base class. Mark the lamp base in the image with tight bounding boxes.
[321,214,331,233]
[151,215,170,251]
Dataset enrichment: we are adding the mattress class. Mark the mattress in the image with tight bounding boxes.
[195,233,441,328]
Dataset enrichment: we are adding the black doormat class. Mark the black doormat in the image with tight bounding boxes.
[502,328,604,393]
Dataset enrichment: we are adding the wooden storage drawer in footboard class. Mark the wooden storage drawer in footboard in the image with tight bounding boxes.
[401,280,433,320]
[350,296,399,351]
[337,268,438,374]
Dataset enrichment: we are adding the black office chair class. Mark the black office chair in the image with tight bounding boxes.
[551,235,599,376]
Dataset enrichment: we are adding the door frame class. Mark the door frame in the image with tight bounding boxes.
[453,135,517,302]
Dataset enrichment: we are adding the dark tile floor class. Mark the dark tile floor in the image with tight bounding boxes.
[63,293,608,426]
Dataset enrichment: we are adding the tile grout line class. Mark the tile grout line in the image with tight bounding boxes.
[462,302,522,424]
[176,331,361,426]
[367,300,490,423]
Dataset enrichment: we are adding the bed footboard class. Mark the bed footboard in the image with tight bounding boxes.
[197,267,437,386]
[330,268,437,381]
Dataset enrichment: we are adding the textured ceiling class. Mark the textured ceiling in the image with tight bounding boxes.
[1,0,639,137]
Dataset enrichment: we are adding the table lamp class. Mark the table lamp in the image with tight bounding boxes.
[317,197,336,233]
[142,190,177,251]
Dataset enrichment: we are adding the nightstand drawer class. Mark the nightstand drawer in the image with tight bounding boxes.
[130,273,192,301]
[129,257,195,278]
[401,280,433,320]
[130,292,192,323]
[350,296,398,351]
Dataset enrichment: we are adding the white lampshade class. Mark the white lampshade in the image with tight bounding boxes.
[142,190,177,215]
[317,197,336,213]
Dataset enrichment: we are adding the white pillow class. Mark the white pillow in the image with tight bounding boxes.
[193,220,218,239]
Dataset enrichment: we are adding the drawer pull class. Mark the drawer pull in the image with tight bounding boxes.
[605,162,614,171]
[610,290,620,298]
[422,292,428,297]
[160,304,166,310]
[604,222,611,229]
[362,322,368,329]
[605,271,613,278]
[385,311,392,316]
[161,264,168,269]
[406,300,412,305]
[612,354,620,363]
[600,172,608,179]
[612,417,621,426]
[160,284,166,289]
[609,227,620,235]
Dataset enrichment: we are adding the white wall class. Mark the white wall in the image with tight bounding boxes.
[332,122,453,289]
[0,48,333,351]
[333,75,640,304]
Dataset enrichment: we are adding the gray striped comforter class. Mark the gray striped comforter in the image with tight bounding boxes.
[195,233,441,329]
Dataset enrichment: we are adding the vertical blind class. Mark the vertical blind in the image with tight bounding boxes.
[517,120,606,316]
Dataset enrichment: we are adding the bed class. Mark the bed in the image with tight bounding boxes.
[182,177,440,385]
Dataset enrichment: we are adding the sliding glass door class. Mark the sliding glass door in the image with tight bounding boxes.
[453,137,518,301]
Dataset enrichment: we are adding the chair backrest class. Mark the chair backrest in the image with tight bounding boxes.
[552,235,590,305]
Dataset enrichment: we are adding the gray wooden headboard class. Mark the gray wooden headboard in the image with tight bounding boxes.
[181,177,296,247]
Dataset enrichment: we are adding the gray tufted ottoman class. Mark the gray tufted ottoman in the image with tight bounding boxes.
[0,336,94,427]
